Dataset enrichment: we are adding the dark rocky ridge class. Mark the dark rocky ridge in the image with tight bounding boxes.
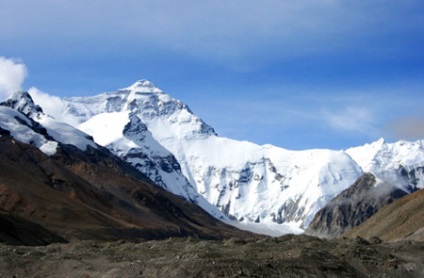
[0,134,252,243]
[346,186,424,242]
[306,173,408,238]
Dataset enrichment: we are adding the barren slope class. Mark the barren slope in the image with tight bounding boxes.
[0,135,250,242]
[0,209,67,246]
[306,173,407,238]
[346,187,424,242]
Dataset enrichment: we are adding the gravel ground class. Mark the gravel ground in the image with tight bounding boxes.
[0,235,423,278]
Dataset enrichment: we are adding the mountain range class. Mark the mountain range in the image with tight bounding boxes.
[1,80,424,239]
[0,93,250,242]
[37,80,424,232]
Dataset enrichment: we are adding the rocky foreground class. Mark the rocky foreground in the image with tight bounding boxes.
[1,235,423,278]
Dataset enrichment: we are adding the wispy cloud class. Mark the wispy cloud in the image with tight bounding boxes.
[28,87,71,121]
[0,57,27,100]
[189,81,424,148]
[321,106,376,134]
[1,1,422,65]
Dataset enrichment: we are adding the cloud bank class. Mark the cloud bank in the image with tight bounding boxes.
[0,57,27,100]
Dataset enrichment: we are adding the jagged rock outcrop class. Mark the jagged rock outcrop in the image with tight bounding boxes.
[306,173,408,238]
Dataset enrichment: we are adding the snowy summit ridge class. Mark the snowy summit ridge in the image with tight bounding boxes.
[57,80,224,219]
[120,79,164,94]
[22,79,424,235]
[0,91,97,156]
[3,91,43,117]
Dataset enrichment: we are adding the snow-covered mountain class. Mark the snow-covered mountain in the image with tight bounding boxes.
[346,138,424,191]
[1,89,225,220]
[0,92,96,156]
[28,80,424,234]
[0,92,249,242]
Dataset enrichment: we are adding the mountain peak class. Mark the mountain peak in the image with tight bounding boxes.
[133,79,156,87]
[119,79,163,94]
[0,91,43,117]
[375,137,385,145]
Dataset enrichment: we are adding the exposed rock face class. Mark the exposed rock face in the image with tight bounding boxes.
[306,173,408,238]
[346,187,424,242]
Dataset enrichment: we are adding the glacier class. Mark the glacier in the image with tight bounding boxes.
[25,80,424,234]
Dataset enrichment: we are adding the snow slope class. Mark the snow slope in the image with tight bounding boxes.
[78,109,226,219]
[0,92,97,156]
[346,138,424,191]
[0,106,58,156]
[31,80,424,233]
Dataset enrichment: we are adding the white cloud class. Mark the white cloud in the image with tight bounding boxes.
[321,106,376,134]
[28,87,72,123]
[0,57,27,100]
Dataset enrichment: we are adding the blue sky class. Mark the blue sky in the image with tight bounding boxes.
[1,0,424,150]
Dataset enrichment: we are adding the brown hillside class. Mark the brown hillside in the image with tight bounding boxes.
[345,187,424,242]
[0,136,251,242]
[0,208,67,246]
